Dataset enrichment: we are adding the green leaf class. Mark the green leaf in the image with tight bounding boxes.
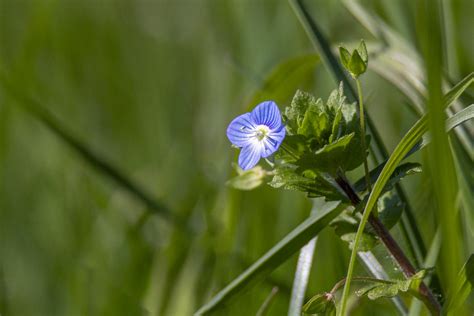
[357,270,428,301]
[376,192,404,231]
[194,202,346,315]
[357,40,368,64]
[268,165,346,202]
[296,133,352,173]
[226,165,268,190]
[443,254,474,314]
[341,232,377,252]
[298,99,330,139]
[329,106,343,143]
[348,50,367,78]
[339,46,351,70]
[245,54,320,111]
[302,293,336,316]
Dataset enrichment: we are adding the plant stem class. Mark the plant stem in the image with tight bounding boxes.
[334,177,441,315]
[356,79,372,191]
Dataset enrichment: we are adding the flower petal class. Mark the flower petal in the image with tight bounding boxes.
[238,143,262,170]
[251,101,282,129]
[261,125,286,158]
[227,113,257,147]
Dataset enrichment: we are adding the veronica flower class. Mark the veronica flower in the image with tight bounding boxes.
[227,101,286,170]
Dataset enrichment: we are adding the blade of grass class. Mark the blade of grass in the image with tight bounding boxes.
[417,0,462,295]
[195,201,345,315]
[443,254,474,314]
[288,200,320,316]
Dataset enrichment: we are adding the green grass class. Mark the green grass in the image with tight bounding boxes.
[0,1,472,315]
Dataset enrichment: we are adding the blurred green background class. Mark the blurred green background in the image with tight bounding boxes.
[0,1,472,315]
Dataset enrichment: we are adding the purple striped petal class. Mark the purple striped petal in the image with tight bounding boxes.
[261,125,286,158]
[238,143,262,170]
[251,101,282,129]
[226,113,257,147]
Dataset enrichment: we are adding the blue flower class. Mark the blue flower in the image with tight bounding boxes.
[227,101,286,170]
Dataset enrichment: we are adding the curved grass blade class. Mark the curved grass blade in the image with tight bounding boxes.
[195,201,345,315]
[288,200,320,316]
[339,75,474,316]
[443,254,474,315]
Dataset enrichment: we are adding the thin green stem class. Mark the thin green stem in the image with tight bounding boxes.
[356,78,372,192]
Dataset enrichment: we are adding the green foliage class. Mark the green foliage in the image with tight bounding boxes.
[338,40,368,78]
[226,164,269,190]
[302,293,336,316]
[356,270,427,301]
[281,84,367,174]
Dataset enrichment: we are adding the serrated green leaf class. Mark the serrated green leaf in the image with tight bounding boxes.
[339,46,351,70]
[357,40,368,64]
[326,82,347,110]
[268,166,345,201]
[341,232,378,252]
[285,90,317,134]
[226,165,268,190]
[348,50,367,78]
[298,99,330,139]
[329,106,343,143]
[358,271,428,301]
[302,293,336,316]
[296,133,354,174]
[367,283,402,300]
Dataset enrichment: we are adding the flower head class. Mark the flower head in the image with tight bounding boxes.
[227,101,286,170]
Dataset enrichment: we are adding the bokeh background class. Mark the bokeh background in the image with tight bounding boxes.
[0,1,472,315]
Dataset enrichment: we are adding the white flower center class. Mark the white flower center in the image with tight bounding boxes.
[254,125,270,141]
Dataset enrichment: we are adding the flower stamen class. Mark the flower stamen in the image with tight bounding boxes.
[254,125,270,141]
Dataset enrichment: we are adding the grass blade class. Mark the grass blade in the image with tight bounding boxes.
[288,200,321,316]
[443,254,474,314]
[195,201,345,315]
